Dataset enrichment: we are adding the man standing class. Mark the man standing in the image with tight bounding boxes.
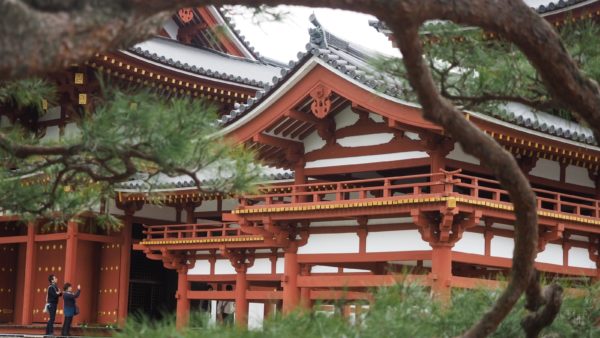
[45,274,62,336]
[216,285,235,325]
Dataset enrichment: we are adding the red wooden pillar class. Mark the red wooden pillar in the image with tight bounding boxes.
[430,244,452,302]
[282,248,299,313]
[299,264,312,310]
[235,266,248,327]
[21,222,36,324]
[295,161,306,202]
[176,267,189,329]
[64,220,79,283]
[117,212,133,325]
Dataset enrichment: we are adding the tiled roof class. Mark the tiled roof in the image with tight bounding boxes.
[116,168,294,191]
[127,37,283,88]
[219,14,597,146]
[536,0,595,14]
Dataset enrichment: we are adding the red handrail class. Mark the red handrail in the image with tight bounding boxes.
[238,170,600,220]
[142,223,246,240]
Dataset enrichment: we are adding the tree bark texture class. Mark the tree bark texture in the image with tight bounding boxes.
[3,0,596,336]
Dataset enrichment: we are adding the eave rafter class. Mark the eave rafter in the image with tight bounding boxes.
[87,52,254,103]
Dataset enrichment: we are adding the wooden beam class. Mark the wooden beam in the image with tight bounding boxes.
[78,233,121,244]
[297,274,428,288]
[297,251,432,264]
[252,133,303,152]
[0,235,27,244]
[284,109,319,124]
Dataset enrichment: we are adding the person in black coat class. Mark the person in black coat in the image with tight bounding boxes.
[45,274,62,336]
[61,283,81,337]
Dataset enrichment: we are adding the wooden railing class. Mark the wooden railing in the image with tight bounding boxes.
[142,223,246,241]
[238,170,600,219]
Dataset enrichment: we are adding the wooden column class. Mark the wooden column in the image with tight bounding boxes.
[117,211,133,325]
[299,264,312,310]
[282,248,300,313]
[430,244,452,302]
[64,220,79,283]
[235,265,249,328]
[21,222,36,325]
[295,161,307,203]
[176,267,190,329]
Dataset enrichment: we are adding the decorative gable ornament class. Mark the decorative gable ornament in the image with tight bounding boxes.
[310,84,332,119]
[178,8,194,23]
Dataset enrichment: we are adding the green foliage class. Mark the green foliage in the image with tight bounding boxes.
[0,78,56,113]
[0,78,261,225]
[375,20,600,121]
[114,283,599,338]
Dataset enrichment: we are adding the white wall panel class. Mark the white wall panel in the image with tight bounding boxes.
[247,258,272,274]
[336,133,395,147]
[188,261,211,275]
[530,159,560,181]
[248,303,265,329]
[447,142,480,165]
[565,165,595,187]
[490,236,514,258]
[568,247,597,269]
[453,232,485,255]
[334,105,359,129]
[366,230,430,252]
[304,130,327,153]
[536,243,563,265]
[298,233,359,254]
[135,204,176,222]
[214,259,236,274]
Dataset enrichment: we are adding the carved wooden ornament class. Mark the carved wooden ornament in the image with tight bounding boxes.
[178,8,194,23]
[310,84,332,119]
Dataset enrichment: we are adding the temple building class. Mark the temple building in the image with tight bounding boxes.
[1,1,600,334]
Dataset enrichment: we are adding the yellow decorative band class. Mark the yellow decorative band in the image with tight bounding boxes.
[140,235,264,246]
[233,196,600,226]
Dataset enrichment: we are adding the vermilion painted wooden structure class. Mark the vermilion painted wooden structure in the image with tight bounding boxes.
[1,2,600,334]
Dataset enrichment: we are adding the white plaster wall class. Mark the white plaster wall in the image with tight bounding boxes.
[298,233,359,254]
[310,220,358,227]
[452,232,485,255]
[366,230,431,252]
[490,236,514,258]
[0,115,12,127]
[135,204,176,222]
[344,268,371,273]
[536,243,563,265]
[305,151,428,169]
[336,133,395,148]
[530,158,560,181]
[39,125,60,143]
[248,303,265,329]
[63,122,81,139]
[247,258,272,274]
[311,265,339,273]
[369,113,384,123]
[214,259,236,274]
[188,261,211,275]
[334,105,359,129]
[367,217,412,225]
[195,200,218,212]
[447,142,480,165]
[39,106,61,121]
[565,165,595,187]
[304,130,327,153]
[568,247,597,269]
[404,131,421,141]
[276,258,285,274]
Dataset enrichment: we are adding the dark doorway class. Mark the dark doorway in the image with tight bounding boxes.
[127,223,177,320]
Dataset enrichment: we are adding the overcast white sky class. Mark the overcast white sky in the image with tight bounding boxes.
[227,0,553,62]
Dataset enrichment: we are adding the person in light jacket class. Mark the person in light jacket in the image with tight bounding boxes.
[61,283,80,337]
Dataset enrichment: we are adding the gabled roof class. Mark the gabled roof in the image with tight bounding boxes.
[126,37,282,88]
[220,14,598,147]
